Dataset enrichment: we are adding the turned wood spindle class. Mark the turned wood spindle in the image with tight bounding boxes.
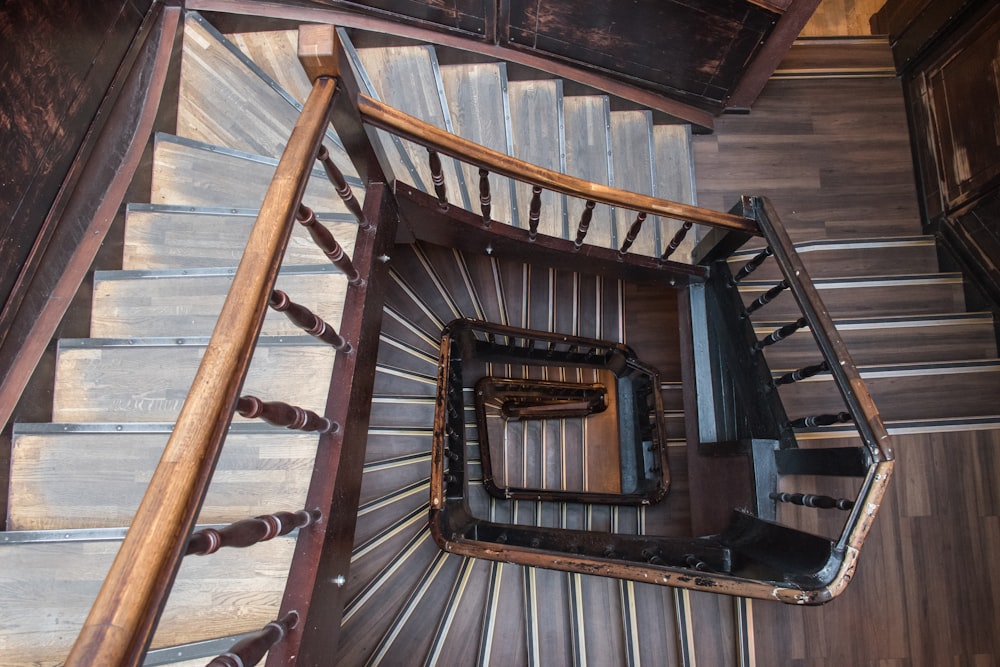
[661,221,693,260]
[618,211,647,256]
[479,167,492,226]
[732,246,773,284]
[207,612,299,667]
[788,411,853,428]
[427,149,448,207]
[269,289,351,352]
[770,491,855,511]
[744,279,789,317]
[297,204,363,285]
[528,185,542,240]
[755,317,808,351]
[775,360,830,386]
[186,509,319,556]
[317,145,368,228]
[237,394,336,433]
[574,200,596,249]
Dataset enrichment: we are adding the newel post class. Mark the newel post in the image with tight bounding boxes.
[298,23,340,83]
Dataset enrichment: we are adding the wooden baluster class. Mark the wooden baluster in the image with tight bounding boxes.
[528,185,542,240]
[237,394,337,433]
[618,211,647,256]
[661,221,693,260]
[774,360,829,386]
[479,168,492,227]
[770,492,855,511]
[743,279,789,317]
[732,246,773,284]
[317,145,368,228]
[755,317,808,351]
[186,509,319,556]
[297,204,363,285]
[269,289,351,352]
[573,200,596,249]
[428,149,448,208]
[207,612,299,667]
[788,411,853,428]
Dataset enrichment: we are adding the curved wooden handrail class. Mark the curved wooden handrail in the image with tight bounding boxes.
[356,93,760,236]
[64,76,339,667]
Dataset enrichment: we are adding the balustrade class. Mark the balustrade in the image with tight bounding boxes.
[269,289,351,351]
[428,149,448,207]
[743,279,789,317]
[774,361,829,386]
[207,612,299,667]
[296,204,363,285]
[732,246,773,284]
[662,221,693,260]
[236,394,336,433]
[755,317,808,351]
[478,168,492,226]
[618,212,647,256]
[770,492,854,511]
[574,200,596,249]
[187,509,319,556]
[317,145,367,228]
[788,411,853,428]
[527,185,542,240]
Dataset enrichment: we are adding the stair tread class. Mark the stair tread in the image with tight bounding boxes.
[508,79,567,239]
[179,15,354,174]
[439,62,517,226]
[8,427,317,530]
[654,124,698,263]
[357,45,464,205]
[151,134,351,213]
[227,29,314,106]
[52,337,334,422]
[122,205,357,270]
[91,267,348,338]
[729,235,940,279]
[0,537,292,666]
[610,110,657,257]
[564,95,615,249]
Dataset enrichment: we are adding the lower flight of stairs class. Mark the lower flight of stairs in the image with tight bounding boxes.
[3,10,1000,667]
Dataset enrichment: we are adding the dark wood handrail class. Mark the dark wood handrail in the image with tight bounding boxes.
[355,93,760,237]
[64,74,339,667]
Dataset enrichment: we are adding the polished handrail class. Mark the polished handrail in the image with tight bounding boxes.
[356,93,759,237]
[64,76,338,667]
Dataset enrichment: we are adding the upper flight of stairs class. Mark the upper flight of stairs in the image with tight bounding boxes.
[2,10,1000,666]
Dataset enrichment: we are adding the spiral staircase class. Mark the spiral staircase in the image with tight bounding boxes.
[2,10,999,666]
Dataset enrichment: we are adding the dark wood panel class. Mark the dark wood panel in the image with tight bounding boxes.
[0,0,152,310]
[316,0,489,35]
[503,0,778,108]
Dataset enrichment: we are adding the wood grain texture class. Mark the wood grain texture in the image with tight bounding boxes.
[0,538,293,667]
[801,0,886,35]
[654,124,698,262]
[563,96,614,249]
[610,111,657,257]
[8,430,318,530]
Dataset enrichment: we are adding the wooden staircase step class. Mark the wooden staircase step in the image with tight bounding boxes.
[227,29,315,106]
[757,312,999,369]
[739,273,967,320]
[778,360,1000,422]
[91,266,348,338]
[654,124,699,264]
[439,62,517,227]
[122,204,358,270]
[563,95,614,249]
[52,336,334,423]
[729,235,939,280]
[8,424,317,530]
[179,14,354,174]
[0,536,292,666]
[369,396,436,429]
[356,44,466,206]
[610,110,657,257]
[151,133,351,213]
[509,79,567,239]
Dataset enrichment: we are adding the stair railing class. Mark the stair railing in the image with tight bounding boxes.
[65,27,359,667]
[352,91,760,252]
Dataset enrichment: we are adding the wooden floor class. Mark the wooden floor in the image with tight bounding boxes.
[695,74,1000,665]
